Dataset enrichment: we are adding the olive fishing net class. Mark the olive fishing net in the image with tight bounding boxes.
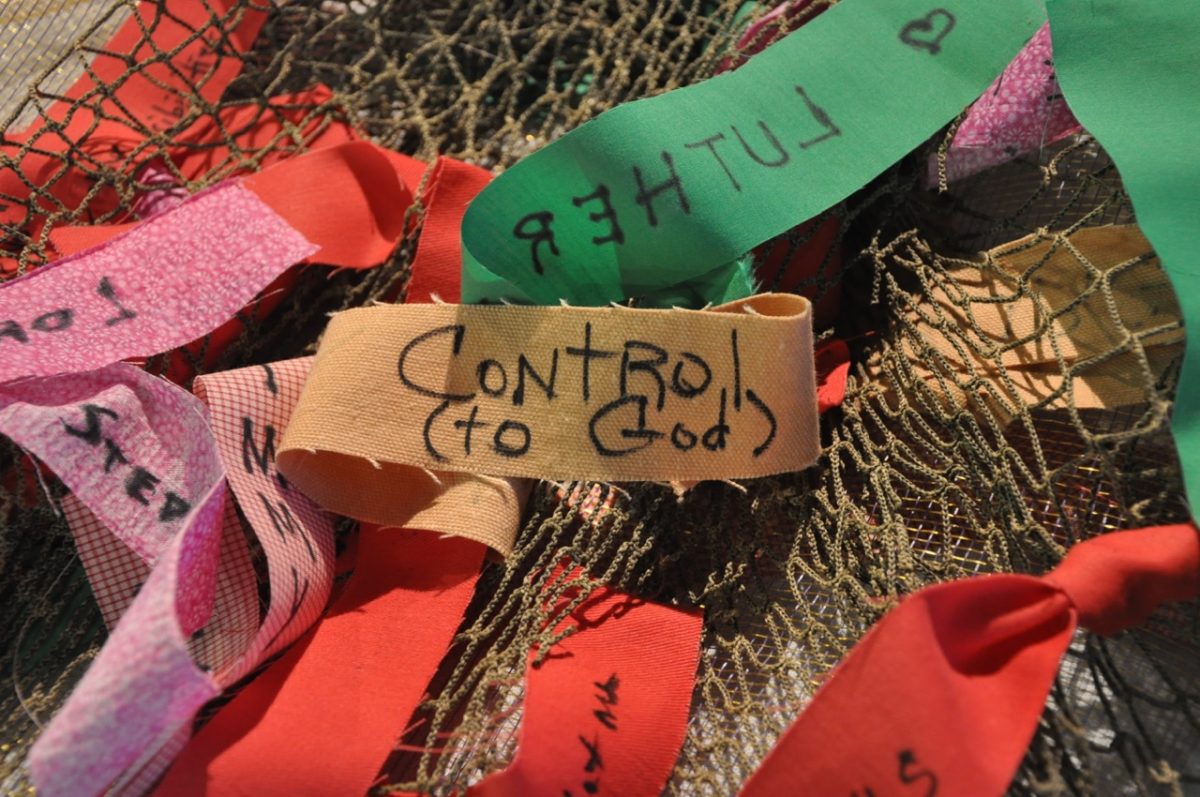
[2,1,1197,794]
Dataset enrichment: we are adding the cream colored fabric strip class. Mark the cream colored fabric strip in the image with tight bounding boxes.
[279,294,818,496]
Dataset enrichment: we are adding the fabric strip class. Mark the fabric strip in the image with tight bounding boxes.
[46,139,424,385]
[460,0,1045,305]
[403,157,495,304]
[279,293,818,486]
[11,361,336,794]
[739,523,1200,797]
[470,580,703,797]
[193,358,337,683]
[0,182,315,383]
[153,526,484,797]
[4,365,227,797]
[1046,0,1200,510]
[929,23,1079,185]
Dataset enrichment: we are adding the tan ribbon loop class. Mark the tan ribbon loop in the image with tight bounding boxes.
[278,294,818,524]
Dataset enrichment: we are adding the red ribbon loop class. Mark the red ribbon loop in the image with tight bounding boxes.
[740,523,1199,797]
[1045,523,1200,636]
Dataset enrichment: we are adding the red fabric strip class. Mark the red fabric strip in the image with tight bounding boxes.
[740,523,1200,797]
[470,582,703,797]
[242,141,415,269]
[1,0,267,255]
[815,338,850,414]
[402,157,494,304]
[154,526,483,797]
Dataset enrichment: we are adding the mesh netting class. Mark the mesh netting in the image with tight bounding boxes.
[2,1,1198,795]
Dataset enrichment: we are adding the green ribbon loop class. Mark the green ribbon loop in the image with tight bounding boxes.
[461,0,1045,307]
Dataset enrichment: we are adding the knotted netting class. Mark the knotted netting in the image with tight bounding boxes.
[1,1,1196,794]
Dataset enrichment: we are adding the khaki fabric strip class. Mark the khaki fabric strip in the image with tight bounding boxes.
[888,225,1182,418]
[279,294,818,499]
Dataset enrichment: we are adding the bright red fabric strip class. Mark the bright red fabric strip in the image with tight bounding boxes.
[154,526,483,797]
[402,157,494,304]
[470,584,703,797]
[242,141,416,270]
[740,523,1200,797]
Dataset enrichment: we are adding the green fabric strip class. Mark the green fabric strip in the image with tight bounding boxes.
[1048,0,1200,512]
[461,0,1045,306]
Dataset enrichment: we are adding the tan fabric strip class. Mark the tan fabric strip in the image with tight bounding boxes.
[279,293,818,493]
[887,225,1182,417]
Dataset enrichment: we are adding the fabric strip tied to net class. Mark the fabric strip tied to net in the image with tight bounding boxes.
[1,0,1199,796]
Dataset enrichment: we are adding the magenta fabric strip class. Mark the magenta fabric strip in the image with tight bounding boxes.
[0,182,314,383]
[1,357,336,795]
[2,365,226,796]
[930,23,1080,184]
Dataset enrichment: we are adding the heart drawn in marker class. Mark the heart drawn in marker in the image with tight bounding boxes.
[899,9,957,55]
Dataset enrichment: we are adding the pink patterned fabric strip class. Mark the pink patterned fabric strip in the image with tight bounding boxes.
[930,23,1080,185]
[0,181,314,383]
[1,365,226,796]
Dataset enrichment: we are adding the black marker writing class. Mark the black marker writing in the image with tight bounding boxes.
[564,673,621,796]
[572,185,625,245]
[1,276,137,347]
[97,276,137,326]
[401,318,780,463]
[899,9,956,55]
[632,150,690,227]
[732,121,790,167]
[61,402,191,524]
[685,132,742,191]
[514,211,560,275]
[851,749,939,797]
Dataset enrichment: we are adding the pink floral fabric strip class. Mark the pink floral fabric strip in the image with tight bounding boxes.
[0,364,225,796]
[0,181,314,383]
[930,23,1080,184]
[0,366,223,560]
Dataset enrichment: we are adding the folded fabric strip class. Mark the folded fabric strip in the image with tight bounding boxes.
[279,293,819,486]
[46,140,424,384]
[0,365,226,796]
[740,523,1200,796]
[0,141,418,389]
[192,359,338,684]
[460,0,1045,305]
[469,575,703,797]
